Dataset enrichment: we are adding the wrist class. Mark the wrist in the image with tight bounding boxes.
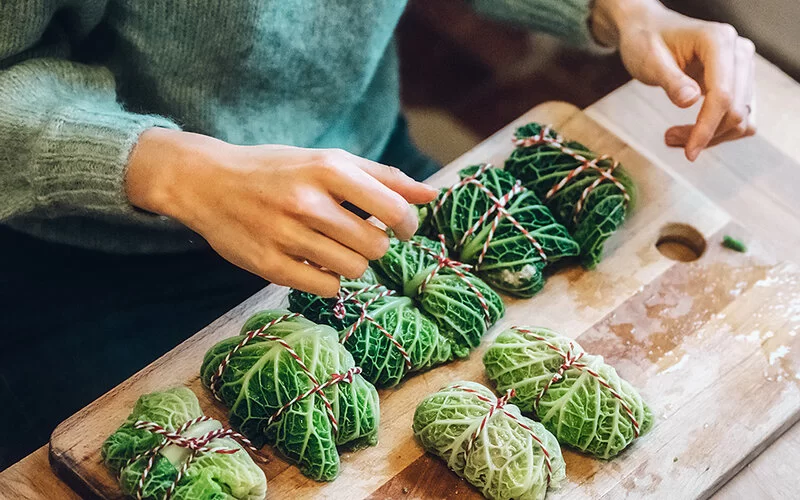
[125,128,228,221]
[125,127,182,216]
[591,0,665,47]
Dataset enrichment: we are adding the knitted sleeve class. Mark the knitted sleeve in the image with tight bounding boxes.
[0,3,180,224]
[470,0,605,48]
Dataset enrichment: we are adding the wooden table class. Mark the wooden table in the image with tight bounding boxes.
[0,54,797,499]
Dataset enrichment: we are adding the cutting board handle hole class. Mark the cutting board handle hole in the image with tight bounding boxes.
[655,223,706,262]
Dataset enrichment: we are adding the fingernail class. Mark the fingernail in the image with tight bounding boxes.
[686,147,700,161]
[665,132,680,146]
[404,204,419,236]
[677,86,699,104]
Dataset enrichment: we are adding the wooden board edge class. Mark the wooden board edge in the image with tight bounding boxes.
[49,442,104,500]
[701,408,800,499]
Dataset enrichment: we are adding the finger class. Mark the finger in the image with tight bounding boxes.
[666,122,755,148]
[665,124,692,147]
[281,224,369,280]
[202,216,342,296]
[646,37,702,108]
[717,37,756,135]
[254,254,341,297]
[706,125,756,147]
[343,151,439,204]
[321,156,420,240]
[305,200,391,260]
[685,24,738,161]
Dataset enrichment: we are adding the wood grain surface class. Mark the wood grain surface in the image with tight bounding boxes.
[47,102,800,499]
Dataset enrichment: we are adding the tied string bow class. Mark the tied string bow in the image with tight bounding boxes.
[513,126,630,223]
[512,326,641,437]
[209,312,362,435]
[125,415,264,500]
[433,163,547,266]
[409,235,492,327]
[335,285,413,371]
[451,385,553,486]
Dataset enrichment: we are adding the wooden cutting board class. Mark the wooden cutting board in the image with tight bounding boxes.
[49,102,800,500]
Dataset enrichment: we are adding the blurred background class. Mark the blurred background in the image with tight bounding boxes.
[398,0,800,165]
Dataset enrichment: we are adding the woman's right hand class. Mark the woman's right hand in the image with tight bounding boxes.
[125,128,438,297]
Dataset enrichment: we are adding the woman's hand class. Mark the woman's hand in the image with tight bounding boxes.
[125,128,438,297]
[592,0,756,161]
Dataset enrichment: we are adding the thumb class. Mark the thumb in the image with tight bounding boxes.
[623,38,701,108]
[649,41,702,108]
[349,154,439,204]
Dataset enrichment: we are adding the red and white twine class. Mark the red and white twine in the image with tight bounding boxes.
[513,126,630,223]
[450,384,553,485]
[124,415,263,500]
[432,163,548,267]
[336,286,413,371]
[209,312,361,435]
[511,326,641,437]
[410,235,492,327]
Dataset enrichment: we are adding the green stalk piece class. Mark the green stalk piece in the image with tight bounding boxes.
[288,268,453,388]
[427,164,579,297]
[722,235,747,253]
[371,235,505,358]
[505,123,636,269]
[413,381,565,500]
[484,327,653,459]
[200,311,380,481]
[102,387,267,500]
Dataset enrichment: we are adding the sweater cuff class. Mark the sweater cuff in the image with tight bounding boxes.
[33,106,180,218]
[472,0,613,51]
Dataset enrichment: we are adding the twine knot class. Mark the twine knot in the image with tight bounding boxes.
[552,343,584,383]
[126,416,263,500]
[333,368,359,385]
[413,235,474,295]
[409,235,492,327]
[332,296,346,320]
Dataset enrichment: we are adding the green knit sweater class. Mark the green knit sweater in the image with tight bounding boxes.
[0,0,598,253]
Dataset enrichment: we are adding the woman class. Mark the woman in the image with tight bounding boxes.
[0,0,754,467]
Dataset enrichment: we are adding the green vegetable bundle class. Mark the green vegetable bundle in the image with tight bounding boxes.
[427,164,579,298]
[413,381,565,500]
[102,387,267,500]
[200,311,380,481]
[505,123,635,268]
[372,235,504,358]
[288,268,453,388]
[484,327,652,459]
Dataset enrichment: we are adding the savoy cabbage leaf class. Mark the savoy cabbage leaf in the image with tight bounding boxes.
[505,123,636,269]
[413,381,565,500]
[428,165,579,297]
[288,268,452,387]
[200,311,380,481]
[371,235,504,358]
[484,327,652,459]
[101,387,267,500]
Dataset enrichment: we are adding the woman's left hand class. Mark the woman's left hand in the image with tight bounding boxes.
[592,0,756,161]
